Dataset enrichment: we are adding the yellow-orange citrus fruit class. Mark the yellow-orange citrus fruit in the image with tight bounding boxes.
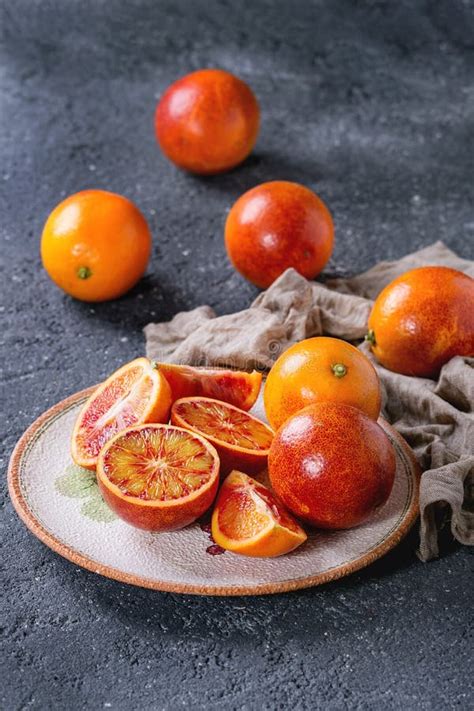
[264,336,381,430]
[41,190,151,301]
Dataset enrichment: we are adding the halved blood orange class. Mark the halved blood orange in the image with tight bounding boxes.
[170,397,274,475]
[157,363,262,411]
[211,471,307,557]
[96,424,220,531]
[72,357,172,470]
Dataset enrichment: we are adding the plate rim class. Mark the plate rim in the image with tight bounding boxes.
[8,386,421,597]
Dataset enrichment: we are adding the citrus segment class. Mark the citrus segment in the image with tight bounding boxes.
[211,471,307,557]
[71,358,172,470]
[157,363,262,410]
[171,397,274,474]
[97,424,220,531]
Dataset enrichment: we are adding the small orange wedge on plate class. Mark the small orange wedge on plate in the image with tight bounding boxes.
[212,471,307,557]
[97,424,220,531]
[157,362,262,411]
[72,357,172,470]
[170,396,274,474]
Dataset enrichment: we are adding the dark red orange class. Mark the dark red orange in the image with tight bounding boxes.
[268,403,396,529]
[155,69,260,174]
[367,266,474,377]
[225,180,334,288]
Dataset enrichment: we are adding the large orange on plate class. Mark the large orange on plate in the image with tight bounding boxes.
[211,470,307,557]
[41,190,151,301]
[97,424,220,532]
[264,337,381,430]
[225,181,334,288]
[367,266,474,377]
[157,363,261,410]
[71,358,171,470]
[269,403,396,529]
[171,397,274,475]
[155,69,260,174]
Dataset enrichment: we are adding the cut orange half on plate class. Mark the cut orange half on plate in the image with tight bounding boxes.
[71,357,172,470]
[157,363,262,411]
[212,470,307,557]
[171,397,274,475]
[97,424,220,531]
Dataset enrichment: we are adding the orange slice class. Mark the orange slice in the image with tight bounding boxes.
[171,396,274,475]
[97,424,220,531]
[157,363,262,411]
[212,470,307,557]
[72,357,172,470]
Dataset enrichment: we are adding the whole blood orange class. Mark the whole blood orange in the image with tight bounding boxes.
[269,403,396,529]
[41,190,151,301]
[157,363,262,410]
[211,470,307,557]
[264,337,381,430]
[155,69,260,174]
[72,358,171,470]
[367,266,474,377]
[97,424,220,532]
[225,181,334,288]
[171,397,274,475]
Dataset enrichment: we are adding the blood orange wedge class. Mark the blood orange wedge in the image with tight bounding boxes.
[157,363,262,411]
[96,424,220,532]
[170,397,274,475]
[72,358,172,470]
[212,471,307,557]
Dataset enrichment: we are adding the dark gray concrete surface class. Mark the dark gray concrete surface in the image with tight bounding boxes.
[1,1,473,709]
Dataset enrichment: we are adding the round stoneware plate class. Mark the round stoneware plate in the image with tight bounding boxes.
[9,386,420,596]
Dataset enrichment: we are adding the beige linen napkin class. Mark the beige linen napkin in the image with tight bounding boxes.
[145,242,474,561]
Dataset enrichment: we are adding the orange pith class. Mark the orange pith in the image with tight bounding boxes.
[211,471,307,557]
[170,397,274,475]
[71,358,172,470]
[97,424,220,532]
[157,363,262,410]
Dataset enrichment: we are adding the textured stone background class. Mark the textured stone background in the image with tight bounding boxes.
[1,1,473,709]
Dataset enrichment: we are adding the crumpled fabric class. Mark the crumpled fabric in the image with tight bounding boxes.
[145,242,474,561]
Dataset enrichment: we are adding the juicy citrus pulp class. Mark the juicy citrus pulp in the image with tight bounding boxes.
[156,362,262,410]
[71,357,171,470]
[97,424,220,531]
[171,397,274,474]
[172,398,273,449]
[211,471,307,557]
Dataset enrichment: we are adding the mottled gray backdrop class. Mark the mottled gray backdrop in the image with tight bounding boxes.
[1,1,472,709]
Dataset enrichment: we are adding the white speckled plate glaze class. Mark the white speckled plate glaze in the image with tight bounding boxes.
[8,386,420,596]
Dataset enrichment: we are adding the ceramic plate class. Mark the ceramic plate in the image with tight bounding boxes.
[8,386,420,596]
